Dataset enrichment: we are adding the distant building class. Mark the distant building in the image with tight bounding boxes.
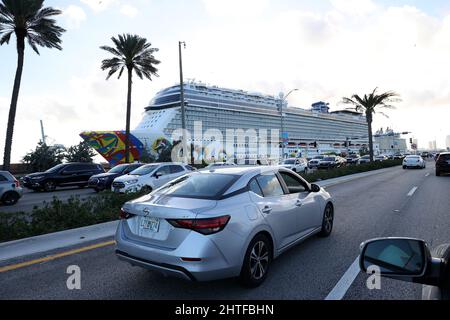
[428,140,437,150]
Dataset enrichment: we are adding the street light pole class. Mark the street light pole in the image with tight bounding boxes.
[179,41,187,164]
[279,89,299,160]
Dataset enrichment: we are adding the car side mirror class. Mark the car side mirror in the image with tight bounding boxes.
[360,238,428,277]
[154,171,163,179]
[359,238,446,288]
[310,184,320,193]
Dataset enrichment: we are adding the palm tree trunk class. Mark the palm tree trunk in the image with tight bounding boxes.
[124,67,132,163]
[367,115,374,162]
[3,35,25,171]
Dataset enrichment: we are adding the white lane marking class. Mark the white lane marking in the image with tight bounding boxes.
[407,186,418,197]
[425,173,430,177]
[325,256,360,300]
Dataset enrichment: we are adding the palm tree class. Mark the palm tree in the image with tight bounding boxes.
[0,0,65,171]
[100,34,160,163]
[342,88,400,162]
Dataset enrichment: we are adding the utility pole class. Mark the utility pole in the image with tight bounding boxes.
[40,120,46,145]
[179,41,188,164]
[278,89,299,160]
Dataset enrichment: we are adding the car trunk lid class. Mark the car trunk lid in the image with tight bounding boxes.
[121,194,217,249]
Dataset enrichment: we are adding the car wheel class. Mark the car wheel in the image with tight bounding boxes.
[94,188,101,193]
[436,170,441,176]
[318,203,334,237]
[239,234,272,288]
[1,191,20,205]
[403,166,406,169]
[43,180,56,192]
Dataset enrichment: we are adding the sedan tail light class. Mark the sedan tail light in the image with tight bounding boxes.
[167,215,231,235]
[13,178,20,188]
[120,208,135,220]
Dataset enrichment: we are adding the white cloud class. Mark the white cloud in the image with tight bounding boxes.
[202,0,270,18]
[80,0,119,13]
[330,0,378,16]
[64,5,87,29]
[120,4,139,18]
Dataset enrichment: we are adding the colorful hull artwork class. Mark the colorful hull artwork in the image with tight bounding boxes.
[80,131,144,165]
[80,131,176,165]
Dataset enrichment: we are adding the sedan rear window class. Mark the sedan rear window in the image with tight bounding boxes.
[162,173,239,199]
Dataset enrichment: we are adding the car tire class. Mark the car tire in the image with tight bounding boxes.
[1,191,20,206]
[436,170,441,176]
[318,203,334,237]
[403,166,406,169]
[43,180,56,192]
[239,234,272,288]
[94,188,101,193]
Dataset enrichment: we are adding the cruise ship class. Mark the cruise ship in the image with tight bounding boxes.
[80,81,369,165]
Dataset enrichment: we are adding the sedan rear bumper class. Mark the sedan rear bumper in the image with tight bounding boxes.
[115,221,241,282]
[116,250,195,281]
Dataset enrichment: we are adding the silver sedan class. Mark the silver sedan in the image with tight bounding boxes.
[115,166,334,287]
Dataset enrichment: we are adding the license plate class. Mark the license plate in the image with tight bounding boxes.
[140,217,160,232]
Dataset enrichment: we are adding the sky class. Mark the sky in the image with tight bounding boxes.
[1,0,450,162]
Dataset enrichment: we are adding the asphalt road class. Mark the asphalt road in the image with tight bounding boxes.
[0,187,96,214]
[1,161,449,300]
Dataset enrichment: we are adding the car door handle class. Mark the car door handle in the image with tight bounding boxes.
[295,200,303,207]
[262,206,272,214]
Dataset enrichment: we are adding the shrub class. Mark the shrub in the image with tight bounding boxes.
[299,159,402,182]
[0,191,147,243]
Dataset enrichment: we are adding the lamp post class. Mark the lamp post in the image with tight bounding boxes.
[179,41,188,164]
[279,89,299,159]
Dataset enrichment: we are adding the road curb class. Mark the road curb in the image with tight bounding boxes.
[0,220,118,262]
[0,166,400,262]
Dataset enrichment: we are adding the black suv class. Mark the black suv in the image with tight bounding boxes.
[88,163,144,192]
[22,163,105,192]
[436,152,450,176]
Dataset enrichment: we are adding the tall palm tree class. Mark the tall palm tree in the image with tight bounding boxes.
[0,0,65,171]
[100,34,160,163]
[342,88,400,162]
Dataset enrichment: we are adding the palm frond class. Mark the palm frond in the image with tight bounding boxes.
[0,0,65,52]
[100,33,160,82]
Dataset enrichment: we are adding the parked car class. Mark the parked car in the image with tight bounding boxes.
[393,153,405,160]
[88,163,144,192]
[359,237,450,300]
[308,155,325,169]
[22,163,105,192]
[436,152,450,176]
[358,155,371,164]
[0,171,23,205]
[112,163,193,193]
[115,166,334,287]
[346,154,360,164]
[375,155,389,162]
[403,155,426,169]
[317,156,344,170]
[279,158,308,174]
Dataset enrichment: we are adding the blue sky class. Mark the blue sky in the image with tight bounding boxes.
[1,0,450,162]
